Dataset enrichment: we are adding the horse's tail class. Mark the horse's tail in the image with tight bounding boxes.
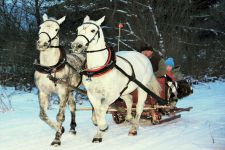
[147,75,161,97]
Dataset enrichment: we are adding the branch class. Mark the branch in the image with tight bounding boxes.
[178,41,210,47]
[119,40,137,51]
[162,23,225,35]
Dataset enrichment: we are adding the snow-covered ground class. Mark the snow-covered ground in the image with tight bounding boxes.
[0,81,225,150]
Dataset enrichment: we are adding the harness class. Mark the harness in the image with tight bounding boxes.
[81,47,116,78]
[35,20,82,87]
[116,56,136,96]
[34,47,66,74]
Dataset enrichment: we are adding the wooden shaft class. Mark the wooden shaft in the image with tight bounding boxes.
[76,105,173,112]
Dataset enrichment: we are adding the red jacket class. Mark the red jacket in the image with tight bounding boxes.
[167,70,175,81]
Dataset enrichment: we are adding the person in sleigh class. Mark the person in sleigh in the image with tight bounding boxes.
[165,57,178,107]
[139,46,179,106]
[139,45,167,78]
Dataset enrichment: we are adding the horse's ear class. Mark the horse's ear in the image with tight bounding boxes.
[43,14,48,21]
[83,15,90,23]
[57,16,66,24]
[96,16,105,26]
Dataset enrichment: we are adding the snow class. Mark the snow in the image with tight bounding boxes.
[0,82,225,150]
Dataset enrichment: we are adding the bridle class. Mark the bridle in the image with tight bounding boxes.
[39,20,60,48]
[76,22,107,53]
[75,22,117,79]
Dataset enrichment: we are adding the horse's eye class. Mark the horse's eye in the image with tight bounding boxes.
[91,29,95,33]
[55,29,59,31]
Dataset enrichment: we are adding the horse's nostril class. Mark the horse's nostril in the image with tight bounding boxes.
[77,44,83,48]
[43,42,48,47]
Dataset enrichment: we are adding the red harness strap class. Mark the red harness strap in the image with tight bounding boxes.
[81,48,116,77]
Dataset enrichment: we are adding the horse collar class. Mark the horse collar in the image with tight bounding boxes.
[34,47,67,74]
[81,48,116,78]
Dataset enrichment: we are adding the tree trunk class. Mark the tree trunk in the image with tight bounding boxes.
[35,0,41,26]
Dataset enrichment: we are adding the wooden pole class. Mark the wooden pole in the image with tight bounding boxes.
[118,26,121,52]
[76,105,174,112]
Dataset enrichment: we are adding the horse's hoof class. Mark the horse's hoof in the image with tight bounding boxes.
[152,120,160,125]
[92,138,102,143]
[128,130,137,136]
[51,140,61,146]
[69,129,77,135]
[152,121,160,125]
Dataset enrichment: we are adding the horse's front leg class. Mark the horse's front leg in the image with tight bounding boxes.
[51,92,68,146]
[68,91,77,134]
[88,94,109,143]
[39,92,57,129]
[92,104,109,143]
[91,108,97,126]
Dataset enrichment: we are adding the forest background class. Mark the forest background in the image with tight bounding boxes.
[0,0,224,88]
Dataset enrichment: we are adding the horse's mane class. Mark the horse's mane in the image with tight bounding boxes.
[48,17,57,21]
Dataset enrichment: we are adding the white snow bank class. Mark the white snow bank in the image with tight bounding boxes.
[0,81,224,150]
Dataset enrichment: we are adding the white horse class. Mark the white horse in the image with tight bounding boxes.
[35,14,85,146]
[71,16,161,142]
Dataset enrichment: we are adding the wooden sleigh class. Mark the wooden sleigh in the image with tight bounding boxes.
[76,77,193,125]
[109,77,193,125]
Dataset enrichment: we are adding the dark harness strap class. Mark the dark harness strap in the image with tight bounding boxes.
[39,20,60,48]
[115,64,167,105]
[34,47,66,74]
[116,56,136,96]
[77,22,100,47]
[85,47,108,53]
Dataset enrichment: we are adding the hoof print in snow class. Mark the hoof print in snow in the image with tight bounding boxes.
[128,130,137,136]
[92,138,102,143]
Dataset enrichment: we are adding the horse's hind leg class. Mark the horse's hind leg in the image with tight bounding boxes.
[129,88,147,136]
[68,91,77,134]
[39,92,57,129]
[120,94,133,121]
[51,92,68,146]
